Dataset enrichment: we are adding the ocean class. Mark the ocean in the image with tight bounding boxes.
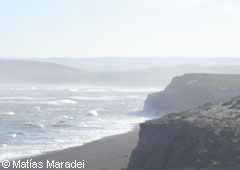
[0,85,161,161]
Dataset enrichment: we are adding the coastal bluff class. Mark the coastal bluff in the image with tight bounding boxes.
[128,96,240,170]
[144,73,240,115]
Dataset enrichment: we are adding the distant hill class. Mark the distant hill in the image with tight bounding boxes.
[2,60,240,87]
[26,57,240,71]
[89,65,240,87]
[0,60,94,84]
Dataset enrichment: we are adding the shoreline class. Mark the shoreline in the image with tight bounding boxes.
[0,126,139,170]
[0,124,141,162]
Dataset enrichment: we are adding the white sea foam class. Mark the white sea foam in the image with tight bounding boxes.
[0,96,35,100]
[78,122,88,128]
[24,123,44,129]
[71,95,144,101]
[46,99,77,105]
[71,96,112,100]
[81,87,163,93]
[130,107,141,112]
[87,110,98,117]
[57,99,77,104]
[60,115,74,120]
[34,106,41,112]
[0,111,15,116]
[45,101,60,105]
[0,143,7,147]
[7,133,17,138]
[68,88,78,92]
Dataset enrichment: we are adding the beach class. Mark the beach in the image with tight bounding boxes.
[0,127,139,170]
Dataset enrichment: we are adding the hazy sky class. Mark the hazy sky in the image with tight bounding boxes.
[0,0,239,58]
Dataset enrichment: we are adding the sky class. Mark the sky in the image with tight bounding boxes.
[0,0,239,58]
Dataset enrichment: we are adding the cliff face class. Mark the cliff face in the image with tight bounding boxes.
[128,96,240,170]
[144,73,240,115]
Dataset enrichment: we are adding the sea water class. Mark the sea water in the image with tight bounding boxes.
[0,85,161,161]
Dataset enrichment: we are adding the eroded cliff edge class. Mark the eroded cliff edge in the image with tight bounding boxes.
[144,73,240,115]
[128,96,240,170]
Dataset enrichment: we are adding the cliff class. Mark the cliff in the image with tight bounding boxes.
[144,73,240,114]
[128,96,240,170]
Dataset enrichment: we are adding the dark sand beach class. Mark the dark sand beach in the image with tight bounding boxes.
[0,127,139,170]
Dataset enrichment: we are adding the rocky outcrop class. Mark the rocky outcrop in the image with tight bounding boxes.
[128,96,240,170]
[144,73,240,115]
